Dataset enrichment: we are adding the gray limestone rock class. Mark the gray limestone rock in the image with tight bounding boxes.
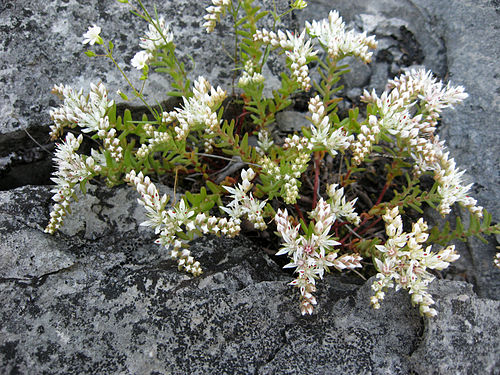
[410,281,500,374]
[341,56,373,90]
[276,111,308,133]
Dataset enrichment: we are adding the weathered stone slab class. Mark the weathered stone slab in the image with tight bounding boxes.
[410,281,500,374]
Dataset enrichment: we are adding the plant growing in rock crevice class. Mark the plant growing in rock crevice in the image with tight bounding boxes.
[45,0,499,317]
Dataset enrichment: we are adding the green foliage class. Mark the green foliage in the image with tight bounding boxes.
[152,43,192,98]
[429,210,500,245]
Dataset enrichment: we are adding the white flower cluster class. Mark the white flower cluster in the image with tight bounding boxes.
[254,29,317,91]
[360,70,467,166]
[97,117,123,162]
[495,253,500,269]
[371,207,460,317]
[238,60,265,87]
[49,83,114,139]
[132,16,173,70]
[275,199,362,315]
[307,95,353,154]
[203,137,216,153]
[351,115,380,165]
[362,69,468,138]
[220,168,267,230]
[49,85,84,139]
[386,69,468,128]
[326,184,361,225]
[126,170,169,234]
[142,123,155,137]
[306,11,377,63]
[45,133,102,234]
[434,152,483,217]
[162,76,226,140]
[50,83,122,162]
[283,134,313,152]
[256,129,274,154]
[361,69,482,217]
[203,0,231,33]
[259,151,310,205]
[126,170,241,276]
[253,9,377,90]
[136,130,171,159]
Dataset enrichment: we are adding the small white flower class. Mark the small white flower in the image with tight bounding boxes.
[306,11,377,63]
[82,25,102,45]
[495,253,500,269]
[139,16,173,52]
[186,221,196,231]
[131,51,153,70]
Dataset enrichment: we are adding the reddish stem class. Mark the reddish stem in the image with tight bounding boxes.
[375,180,391,206]
[357,216,382,237]
[339,188,390,247]
[339,215,371,244]
[341,169,352,187]
[235,109,249,135]
[294,203,306,224]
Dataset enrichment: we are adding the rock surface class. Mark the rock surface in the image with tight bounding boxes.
[1,185,499,374]
[0,0,294,149]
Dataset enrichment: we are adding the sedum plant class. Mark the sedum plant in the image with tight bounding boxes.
[45,0,499,317]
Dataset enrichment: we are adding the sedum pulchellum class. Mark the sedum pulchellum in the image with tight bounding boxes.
[275,190,362,315]
[45,0,499,317]
[371,207,460,317]
[44,133,102,235]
